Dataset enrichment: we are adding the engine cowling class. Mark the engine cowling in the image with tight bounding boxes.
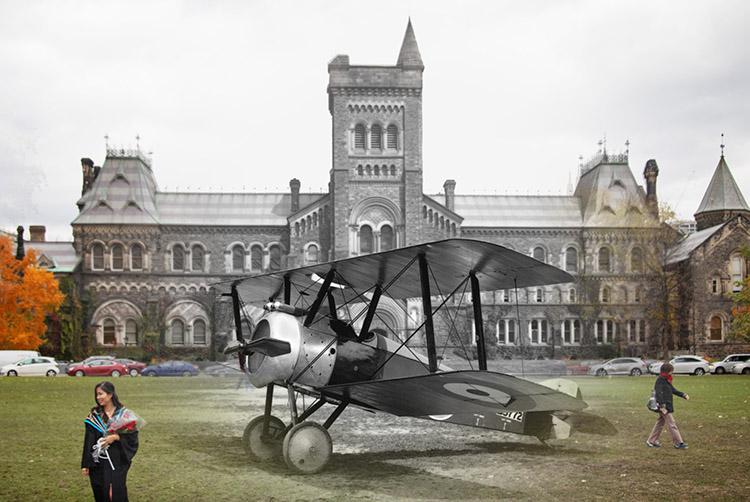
[246,311,337,388]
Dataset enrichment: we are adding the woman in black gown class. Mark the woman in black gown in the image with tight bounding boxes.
[81,381,139,502]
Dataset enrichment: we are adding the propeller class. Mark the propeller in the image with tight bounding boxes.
[224,338,292,358]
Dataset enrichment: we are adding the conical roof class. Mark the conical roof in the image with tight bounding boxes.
[397,19,424,69]
[695,155,749,215]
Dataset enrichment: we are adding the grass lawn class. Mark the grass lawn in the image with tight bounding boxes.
[0,374,748,501]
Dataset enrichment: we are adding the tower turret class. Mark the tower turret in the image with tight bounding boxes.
[644,159,659,218]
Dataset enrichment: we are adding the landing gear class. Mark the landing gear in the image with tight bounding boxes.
[282,422,332,474]
[242,383,346,474]
[243,415,285,461]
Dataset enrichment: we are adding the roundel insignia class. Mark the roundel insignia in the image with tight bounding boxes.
[442,383,512,406]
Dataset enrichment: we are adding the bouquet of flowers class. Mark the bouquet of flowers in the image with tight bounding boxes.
[84,408,145,470]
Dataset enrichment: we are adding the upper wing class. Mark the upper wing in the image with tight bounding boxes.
[319,370,587,416]
[229,238,573,305]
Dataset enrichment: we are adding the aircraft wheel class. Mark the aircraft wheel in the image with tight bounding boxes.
[243,415,285,462]
[282,422,332,474]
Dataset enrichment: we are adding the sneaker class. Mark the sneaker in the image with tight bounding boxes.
[674,442,689,449]
[646,440,661,448]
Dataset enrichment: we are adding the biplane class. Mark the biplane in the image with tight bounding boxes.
[221,239,605,474]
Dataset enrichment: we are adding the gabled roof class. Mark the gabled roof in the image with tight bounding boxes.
[452,195,582,228]
[666,222,724,264]
[695,155,749,215]
[396,19,424,69]
[26,241,79,273]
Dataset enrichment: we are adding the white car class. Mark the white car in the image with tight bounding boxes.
[670,356,710,375]
[732,361,750,375]
[709,354,750,374]
[1,356,60,377]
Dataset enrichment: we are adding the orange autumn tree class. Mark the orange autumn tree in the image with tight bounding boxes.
[0,235,64,350]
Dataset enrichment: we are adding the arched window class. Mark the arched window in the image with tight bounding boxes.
[92,243,104,270]
[631,247,643,273]
[172,245,185,271]
[269,245,282,271]
[171,319,184,345]
[529,319,548,344]
[231,245,244,272]
[535,288,544,303]
[563,319,581,344]
[193,319,207,345]
[634,286,642,303]
[730,253,746,291]
[533,246,546,263]
[366,165,372,175]
[371,124,382,149]
[565,247,578,273]
[130,244,143,270]
[191,245,204,271]
[386,124,398,149]
[360,225,373,254]
[390,165,396,176]
[125,319,137,346]
[569,288,577,303]
[598,247,611,272]
[709,316,723,341]
[313,212,318,227]
[428,210,433,224]
[621,286,629,304]
[354,124,366,150]
[422,206,427,219]
[250,246,263,271]
[294,222,299,237]
[374,165,380,176]
[601,286,611,303]
[381,225,394,251]
[103,319,116,345]
[111,244,124,270]
[451,223,457,236]
[357,165,363,176]
[306,244,319,264]
[301,219,306,234]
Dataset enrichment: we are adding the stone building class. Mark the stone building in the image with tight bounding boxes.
[62,20,747,360]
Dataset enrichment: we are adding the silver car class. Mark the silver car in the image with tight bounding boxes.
[732,361,750,375]
[709,354,750,374]
[589,357,649,376]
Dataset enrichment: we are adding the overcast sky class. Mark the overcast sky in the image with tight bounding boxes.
[1,0,749,241]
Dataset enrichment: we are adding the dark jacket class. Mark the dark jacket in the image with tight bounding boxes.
[654,375,685,413]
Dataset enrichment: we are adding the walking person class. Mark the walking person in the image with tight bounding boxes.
[81,381,143,501]
[646,363,690,449]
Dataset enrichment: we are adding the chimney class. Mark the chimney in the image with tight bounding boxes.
[29,225,46,242]
[15,226,25,260]
[81,157,95,195]
[643,159,659,217]
[290,178,301,213]
[443,179,456,212]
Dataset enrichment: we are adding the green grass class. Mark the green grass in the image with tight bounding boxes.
[0,374,748,501]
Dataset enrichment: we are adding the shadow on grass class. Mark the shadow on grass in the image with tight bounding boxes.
[179,432,593,500]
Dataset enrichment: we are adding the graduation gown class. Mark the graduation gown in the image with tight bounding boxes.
[82,412,139,502]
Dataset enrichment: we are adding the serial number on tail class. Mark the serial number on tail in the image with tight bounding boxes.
[497,411,524,422]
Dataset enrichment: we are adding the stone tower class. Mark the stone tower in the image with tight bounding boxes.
[327,20,425,259]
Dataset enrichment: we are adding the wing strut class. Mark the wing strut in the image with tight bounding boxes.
[304,267,335,327]
[470,271,487,371]
[358,283,382,340]
[283,274,291,304]
[418,252,438,373]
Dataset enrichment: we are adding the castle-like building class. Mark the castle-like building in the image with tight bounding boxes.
[36,21,749,360]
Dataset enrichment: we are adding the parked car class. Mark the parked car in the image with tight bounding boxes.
[650,356,710,375]
[732,360,750,375]
[709,354,750,374]
[589,358,649,376]
[115,359,147,377]
[141,360,199,377]
[0,350,40,369]
[1,356,59,377]
[67,359,129,377]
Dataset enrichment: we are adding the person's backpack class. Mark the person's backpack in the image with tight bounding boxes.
[647,389,659,412]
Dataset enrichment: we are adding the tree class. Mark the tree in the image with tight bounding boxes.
[729,247,750,342]
[0,236,64,350]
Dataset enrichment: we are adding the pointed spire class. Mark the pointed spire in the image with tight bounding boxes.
[696,154,750,215]
[397,18,424,69]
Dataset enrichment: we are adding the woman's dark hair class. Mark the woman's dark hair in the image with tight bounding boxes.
[91,381,124,417]
[660,362,674,374]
